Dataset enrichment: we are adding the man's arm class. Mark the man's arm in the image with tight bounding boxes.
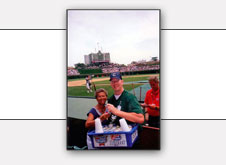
[141,103,159,110]
[106,104,144,124]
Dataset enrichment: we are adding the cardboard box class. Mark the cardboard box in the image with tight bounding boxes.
[87,124,138,148]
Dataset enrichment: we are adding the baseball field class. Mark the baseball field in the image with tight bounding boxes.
[67,74,159,99]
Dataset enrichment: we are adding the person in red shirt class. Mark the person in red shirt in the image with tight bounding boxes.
[141,76,160,128]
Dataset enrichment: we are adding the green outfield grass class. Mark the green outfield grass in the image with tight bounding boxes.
[67,73,159,82]
[91,76,151,85]
[68,84,142,97]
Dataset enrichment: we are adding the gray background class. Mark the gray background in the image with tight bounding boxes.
[1,0,226,164]
[0,0,226,29]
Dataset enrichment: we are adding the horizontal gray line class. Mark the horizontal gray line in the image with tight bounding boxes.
[161,29,226,30]
[0,29,66,30]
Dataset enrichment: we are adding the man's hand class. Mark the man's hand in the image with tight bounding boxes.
[148,104,159,110]
[140,103,148,107]
[106,104,144,124]
[106,104,119,115]
[141,103,159,110]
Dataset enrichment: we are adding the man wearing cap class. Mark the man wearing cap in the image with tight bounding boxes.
[106,72,144,125]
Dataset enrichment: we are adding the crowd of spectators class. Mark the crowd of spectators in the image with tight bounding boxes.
[107,65,159,73]
[67,69,80,76]
[68,61,160,76]
[101,63,159,73]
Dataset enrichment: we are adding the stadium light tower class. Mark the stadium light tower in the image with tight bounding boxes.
[97,42,100,51]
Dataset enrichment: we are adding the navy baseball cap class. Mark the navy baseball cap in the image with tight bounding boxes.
[109,72,122,81]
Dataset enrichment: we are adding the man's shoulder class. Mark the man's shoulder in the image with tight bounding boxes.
[123,90,133,96]
[122,90,137,100]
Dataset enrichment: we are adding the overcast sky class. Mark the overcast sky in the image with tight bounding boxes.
[68,10,159,67]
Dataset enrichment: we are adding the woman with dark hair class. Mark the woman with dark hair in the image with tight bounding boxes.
[85,88,110,149]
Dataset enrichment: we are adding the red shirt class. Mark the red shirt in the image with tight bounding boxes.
[144,88,160,116]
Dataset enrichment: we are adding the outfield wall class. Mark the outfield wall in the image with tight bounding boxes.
[68,97,96,120]
[67,69,160,79]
